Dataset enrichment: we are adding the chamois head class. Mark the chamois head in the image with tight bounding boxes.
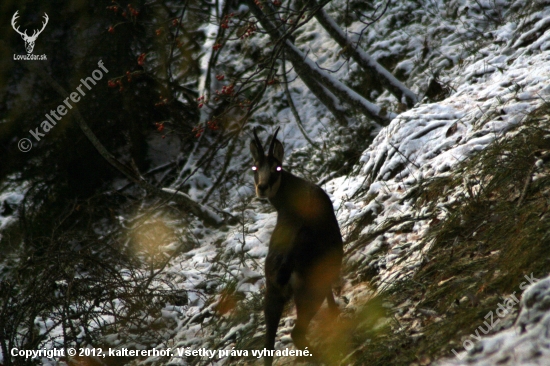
[249,127,284,199]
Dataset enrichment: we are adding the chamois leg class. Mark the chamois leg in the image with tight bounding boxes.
[291,289,325,353]
[264,284,286,366]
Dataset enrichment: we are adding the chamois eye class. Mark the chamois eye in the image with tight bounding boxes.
[252,166,257,171]
[276,166,282,172]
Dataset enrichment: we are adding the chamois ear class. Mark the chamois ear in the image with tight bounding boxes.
[272,139,284,163]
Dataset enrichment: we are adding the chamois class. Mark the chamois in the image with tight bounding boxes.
[249,127,343,366]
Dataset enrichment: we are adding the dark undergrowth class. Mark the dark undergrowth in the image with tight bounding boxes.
[348,103,550,365]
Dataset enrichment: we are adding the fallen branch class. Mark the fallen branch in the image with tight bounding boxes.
[311,0,418,108]
[245,0,393,126]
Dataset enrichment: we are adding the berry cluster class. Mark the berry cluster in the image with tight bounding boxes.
[207,120,219,131]
[191,120,220,138]
[107,69,144,92]
[197,95,206,109]
[108,79,124,92]
[237,99,252,109]
[220,13,235,29]
[154,122,165,132]
[125,4,139,17]
[106,5,119,13]
[107,3,139,19]
[107,3,140,33]
[240,23,257,39]
[216,84,235,96]
[137,53,146,66]
[192,125,205,138]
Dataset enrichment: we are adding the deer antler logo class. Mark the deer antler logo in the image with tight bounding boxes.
[11,11,49,54]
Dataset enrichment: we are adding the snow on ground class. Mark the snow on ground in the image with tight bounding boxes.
[3,0,550,364]
[146,2,550,363]
[0,178,26,233]
[438,276,550,366]
[339,48,550,292]
[144,1,550,365]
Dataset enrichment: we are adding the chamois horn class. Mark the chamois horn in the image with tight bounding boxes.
[253,127,264,156]
[268,127,280,158]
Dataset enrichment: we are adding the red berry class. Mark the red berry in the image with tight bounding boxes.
[137,53,146,66]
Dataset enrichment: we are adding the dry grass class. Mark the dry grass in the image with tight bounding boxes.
[346,104,550,365]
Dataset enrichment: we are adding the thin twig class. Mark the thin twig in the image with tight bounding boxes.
[282,49,319,149]
[517,160,536,208]
[27,63,224,227]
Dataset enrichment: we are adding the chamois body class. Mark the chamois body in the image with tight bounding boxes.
[250,128,342,366]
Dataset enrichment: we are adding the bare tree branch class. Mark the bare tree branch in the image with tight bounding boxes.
[27,63,224,227]
[311,0,418,108]
[282,50,320,149]
[245,0,393,126]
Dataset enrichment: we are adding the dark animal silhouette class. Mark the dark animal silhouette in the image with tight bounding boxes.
[250,127,343,366]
